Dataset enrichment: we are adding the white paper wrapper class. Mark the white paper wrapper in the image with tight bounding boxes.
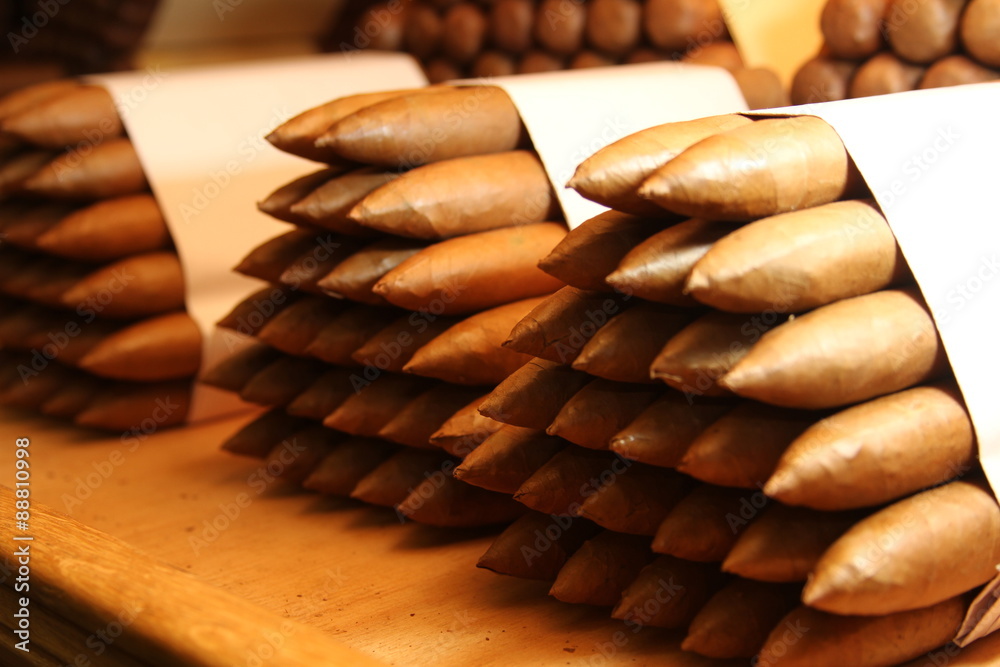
[88,53,427,423]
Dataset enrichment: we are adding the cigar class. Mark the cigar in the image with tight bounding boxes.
[0,357,77,409]
[0,299,49,346]
[502,286,631,364]
[790,54,858,104]
[1,85,121,148]
[312,238,425,308]
[765,383,975,511]
[805,476,1000,615]
[377,383,485,449]
[611,555,725,629]
[575,463,694,535]
[34,194,171,262]
[919,54,1000,88]
[517,51,565,74]
[490,0,534,54]
[13,255,88,307]
[899,617,1000,667]
[22,314,119,366]
[0,150,56,197]
[351,448,455,508]
[39,373,106,418]
[254,296,348,357]
[303,304,401,365]
[571,51,617,70]
[404,4,444,59]
[200,343,280,394]
[849,51,925,98]
[442,3,488,64]
[884,0,964,64]
[686,200,908,313]
[221,409,310,459]
[396,475,526,527]
[0,202,73,250]
[609,392,732,468]
[76,312,201,382]
[652,484,760,563]
[549,532,654,606]
[239,355,325,408]
[316,86,528,168]
[538,211,664,291]
[624,49,669,64]
[429,396,505,458]
[547,379,660,449]
[682,579,801,659]
[351,3,408,51]
[477,510,601,580]
[471,52,517,78]
[534,0,586,56]
[58,251,185,318]
[513,445,628,516]
[730,67,791,110]
[23,138,147,200]
[323,372,432,437]
[722,504,863,583]
[682,41,744,71]
[644,0,725,52]
[961,0,1000,68]
[288,168,398,237]
[263,425,342,486]
[257,167,343,224]
[302,437,398,496]
[350,312,460,373]
[217,286,296,337]
[74,379,191,430]
[402,298,545,385]
[452,425,564,493]
[284,367,358,421]
[677,403,818,490]
[279,236,366,295]
[373,222,565,314]
[0,80,80,121]
[348,151,559,239]
[605,218,741,307]
[233,228,331,284]
[820,0,889,59]
[573,304,698,384]
[585,0,642,57]
[478,358,591,430]
[720,289,948,409]
[424,59,465,84]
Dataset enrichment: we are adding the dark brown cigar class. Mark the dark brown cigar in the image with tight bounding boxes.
[75,379,192,431]
[217,286,296,338]
[396,475,526,527]
[0,201,74,250]
[200,343,281,394]
[514,446,630,516]
[233,229,328,284]
[304,305,402,366]
[289,168,398,237]
[351,448,456,508]
[221,409,311,459]
[351,312,461,374]
[377,384,486,449]
[478,358,591,430]
[612,555,726,629]
[279,236,366,295]
[429,396,505,458]
[263,424,342,485]
[324,373,432,437]
[653,484,761,563]
[316,238,426,306]
[257,167,343,224]
[285,367,359,421]
[547,379,661,450]
[575,463,695,536]
[39,373,106,418]
[549,532,654,606]
[453,425,565,494]
[302,438,398,497]
[477,510,602,580]
[239,356,325,408]
[254,296,348,357]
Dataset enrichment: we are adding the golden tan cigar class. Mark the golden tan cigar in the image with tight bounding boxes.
[612,555,725,629]
[240,356,324,408]
[234,228,330,284]
[316,238,425,306]
[550,532,653,606]
[263,425,341,486]
[765,383,975,511]
[885,0,964,64]
[478,358,591,430]
[302,438,398,497]
[279,236,366,295]
[477,510,602,580]
[324,373,431,437]
[683,579,801,659]
[731,67,791,110]
[1,85,121,148]
[721,289,948,409]
[374,222,565,314]
[287,168,397,237]
[0,80,80,121]
[40,373,106,418]
[790,54,858,104]
[285,367,358,421]
[514,446,628,515]
[453,425,564,493]
[576,463,693,536]
[850,51,925,98]
[74,379,191,431]
[351,448,454,508]
[491,0,534,53]
[429,396,505,458]
[652,484,758,563]
[396,475,526,527]
[441,3,487,63]
[585,0,641,57]
[200,343,280,394]
[254,296,347,357]
[257,167,342,224]
[534,0,586,55]
[570,116,753,217]
[643,0,725,52]
[351,311,460,374]
[962,0,1000,68]
[919,54,1000,88]
[23,138,147,200]
[569,51,615,70]
[349,151,559,240]
[424,59,465,84]
[221,409,309,459]
[0,150,56,197]
[517,51,565,74]
[216,286,295,337]
[58,251,185,318]
[471,51,517,78]
[304,305,400,366]
[76,312,201,382]
[547,379,661,449]
[821,0,889,59]
[686,200,908,313]
[377,384,485,449]
[404,4,443,59]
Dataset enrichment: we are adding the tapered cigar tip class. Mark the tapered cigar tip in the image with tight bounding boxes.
[603,270,628,289]
[649,368,684,385]
[452,465,468,480]
[678,635,702,654]
[370,279,390,296]
[637,172,679,203]
[265,129,281,146]
[684,270,710,295]
[762,471,793,500]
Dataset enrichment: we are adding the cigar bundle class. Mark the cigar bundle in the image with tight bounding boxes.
[792,0,1000,104]
[0,80,199,429]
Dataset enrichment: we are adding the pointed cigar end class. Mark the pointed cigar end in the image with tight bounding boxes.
[761,470,793,502]
[683,269,710,297]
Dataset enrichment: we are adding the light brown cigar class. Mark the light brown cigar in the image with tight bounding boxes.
[257,168,342,223]
[683,579,801,659]
[429,396,505,458]
[263,425,342,486]
[285,367,358,421]
[790,55,858,104]
[682,41,743,71]
[850,51,925,98]
[569,51,616,69]
[22,315,119,366]
[731,68,791,110]
[349,151,559,240]
[441,3,487,63]
[678,403,817,490]
[723,505,863,582]
[217,286,296,337]
[805,477,1000,615]
[585,0,641,57]
[402,298,546,385]
[374,223,565,314]
[765,383,975,511]
[517,51,565,74]
[471,51,518,78]
[288,168,398,236]
[569,114,752,216]
[199,343,280,394]
[74,379,191,431]
[0,150,56,196]
[758,598,967,667]
[221,409,310,458]
[503,286,631,364]
[477,510,602,580]
[612,555,726,629]
[317,238,426,306]
[351,448,454,507]
[606,218,742,306]
[653,484,758,562]
[576,463,693,535]
[324,373,431,437]
[535,0,586,55]
[59,251,185,318]
[304,305,401,365]
[625,49,670,64]
[643,0,725,52]
[396,474,526,527]
[279,236,366,295]
[574,305,699,383]
[900,621,1000,667]
[610,392,732,468]
[962,0,1000,68]
[1,85,121,148]
[538,211,664,291]
[302,438,398,496]
[885,0,964,64]
[514,446,628,515]
[686,200,908,314]
[0,80,80,121]
[23,138,147,200]
[351,312,460,374]
[0,359,78,409]
[919,54,1000,88]
[453,425,564,493]
[239,356,325,408]
[235,230,334,283]
[76,312,201,382]
[550,532,654,606]
[490,0,534,53]
[479,359,591,430]
[721,289,948,409]
[39,373,106,418]
[404,4,444,58]
[641,116,866,221]
[0,202,73,249]
[821,0,889,59]
[548,379,661,449]
[424,59,465,84]
[317,86,528,169]
[377,384,485,449]
[34,195,170,262]
[254,296,347,357]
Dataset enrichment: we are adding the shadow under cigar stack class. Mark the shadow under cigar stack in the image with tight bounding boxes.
[0,80,197,429]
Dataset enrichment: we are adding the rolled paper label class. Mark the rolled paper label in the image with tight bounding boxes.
[89,53,427,422]
[748,81,1000,640]
[458,62,748,229]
